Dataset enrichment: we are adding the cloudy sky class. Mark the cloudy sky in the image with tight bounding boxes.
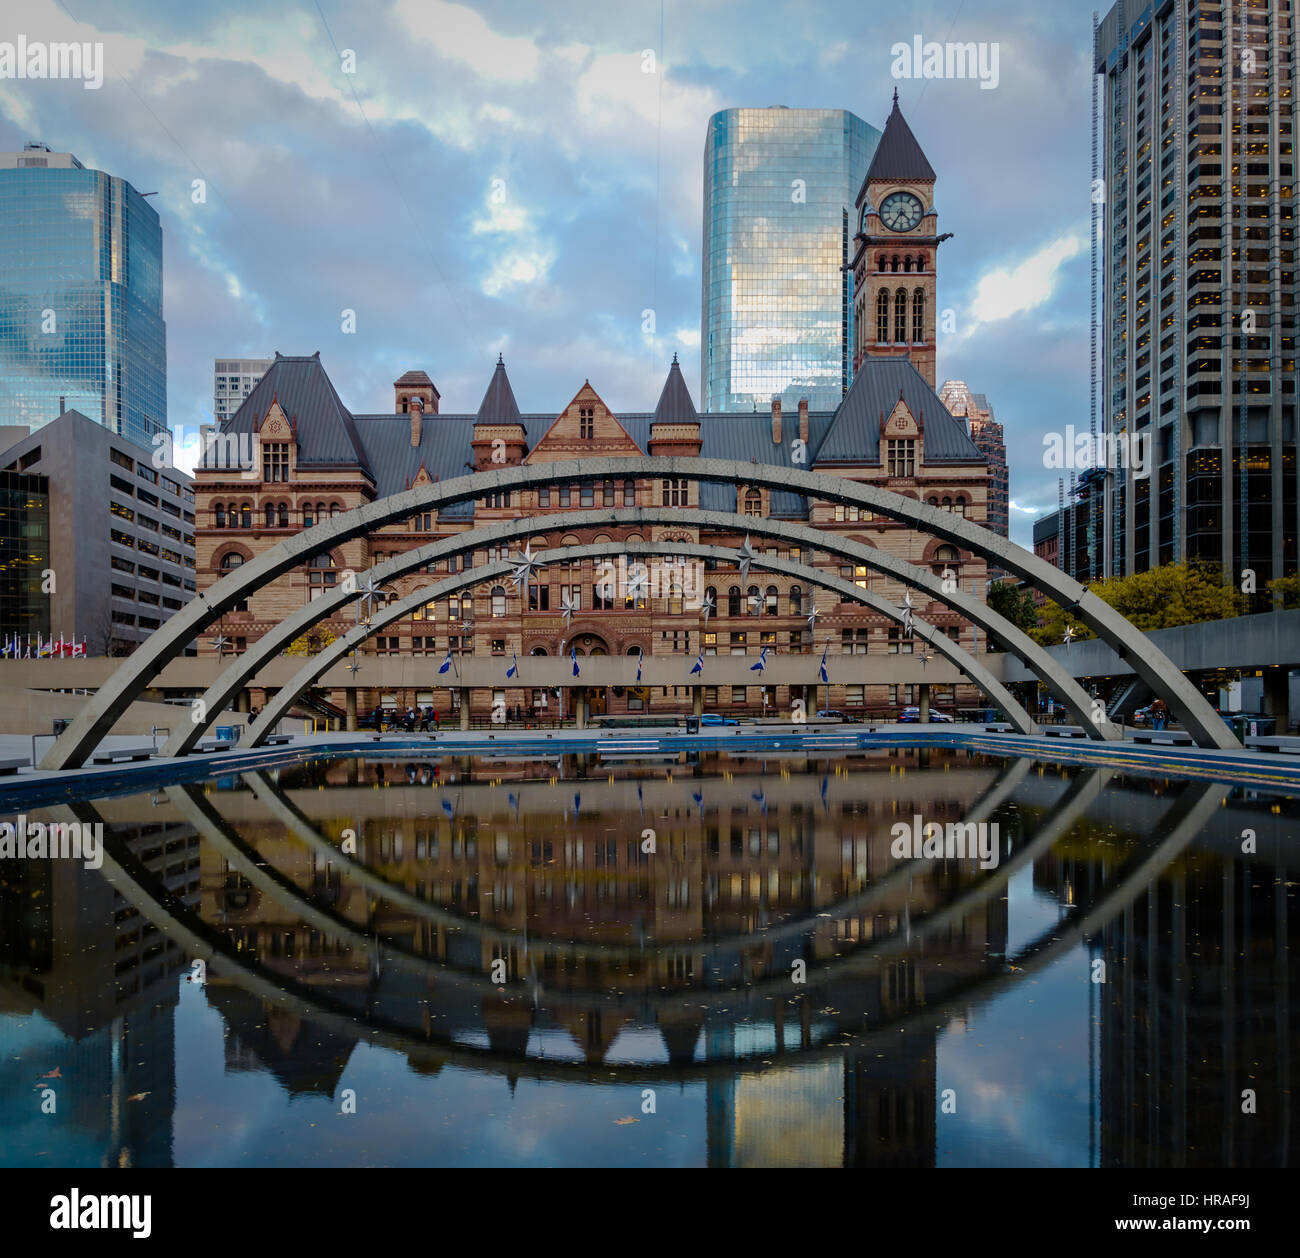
[1,0,1098,546]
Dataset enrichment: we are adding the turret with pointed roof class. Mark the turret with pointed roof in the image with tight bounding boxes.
[471,355,527,467]
[649,353,702,457]
[861,89,935,191]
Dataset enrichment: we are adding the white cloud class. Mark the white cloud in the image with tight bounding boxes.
[967,232,1086,329]
[481,246,554,297]
[391,0,539,83]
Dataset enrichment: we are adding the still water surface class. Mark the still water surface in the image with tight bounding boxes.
[1,748,1295,1167]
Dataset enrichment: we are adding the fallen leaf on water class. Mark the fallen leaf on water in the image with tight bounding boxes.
[41,1067,61,1079]
[613,1117,638,1126]
[127,1092,149,1102]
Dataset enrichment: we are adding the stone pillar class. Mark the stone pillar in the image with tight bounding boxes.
[235,690,251,713]
[345,688,357,731]
[459,692,470,730]
[692,685,703,717]
[575,689,588,730]
[918,683,930,722]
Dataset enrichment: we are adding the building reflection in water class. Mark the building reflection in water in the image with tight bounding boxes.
[0,748,1295,1168]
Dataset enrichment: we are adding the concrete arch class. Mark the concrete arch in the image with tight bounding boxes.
[236,539,1036,749]
[127,508,1076,762]
[41,456,1234,768]
[165,508,1092,756]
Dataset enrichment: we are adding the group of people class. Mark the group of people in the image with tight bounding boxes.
[367,705,440,732]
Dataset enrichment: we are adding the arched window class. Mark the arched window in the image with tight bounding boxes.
[954,497,967,517]
[890,255,900,273]
[877,255,886,272]
[278,502,289,528]
[877,290,890,342]
[220,552,244,571]
[927,495,939,507]
[789,585,802,614]
[264,503,276,528]
[895,288,908,343]
[941,496,952,510]
[916,252,927,270]
[743,488,761,517]
[623,479,636,506]
[240,503,252,529]
[330,502,341,518]
[727,585,741,617]
[704,585,717,614]
[491,585,506,618]
[316,502,326,522]
[903,255,913,273]
[214,504,226,528]
[530,646,548,656]
[932,544,961,577]
[302,503,314,528]
[747,585,760,615]
[765,585,778,616]
[912,288,925,342]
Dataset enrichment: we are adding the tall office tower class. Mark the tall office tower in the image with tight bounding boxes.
[0,143,166,448]
[1096,1,1298,596]
[701,107,880,412]
[214,358,273,423]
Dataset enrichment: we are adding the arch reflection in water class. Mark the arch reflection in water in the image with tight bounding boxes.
[1,748,1295,1168]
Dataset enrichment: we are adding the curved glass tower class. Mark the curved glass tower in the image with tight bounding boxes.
[702,107,879,413]
[0,144,166,448]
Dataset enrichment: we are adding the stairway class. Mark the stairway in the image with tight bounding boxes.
[1107,677,1150,722]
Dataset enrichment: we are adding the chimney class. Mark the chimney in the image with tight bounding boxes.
[798,399,809,443]
[410,394,424,447]
[771,398,782,445]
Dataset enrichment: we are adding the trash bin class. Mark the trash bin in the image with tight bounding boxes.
[52,718,69,736]
[685,715,700,735]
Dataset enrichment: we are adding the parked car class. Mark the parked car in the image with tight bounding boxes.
[816,709,848,721]
[899,706,954,723]
[700,713,739,726]
[1132,705,1154,726]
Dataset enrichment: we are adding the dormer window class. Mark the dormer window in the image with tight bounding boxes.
[263,441,289,482]
[579,407,594,439]
[886,438,916,478]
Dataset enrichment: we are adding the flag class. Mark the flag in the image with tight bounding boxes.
[438,646,452,675]
[749,646,768,673]
[506,653,517,679]
[818,642,829,685]
[571,645,580,677]
[689,652,703,676]
[635,652,642,682]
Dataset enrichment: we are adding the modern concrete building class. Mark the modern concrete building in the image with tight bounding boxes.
[1094,1,1299,595]
[0,143,166,449]
[214,358,273,424]
[0,409,196,654]
[701,107,880,412]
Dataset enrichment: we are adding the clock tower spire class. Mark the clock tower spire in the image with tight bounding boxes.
[851,96,947,389]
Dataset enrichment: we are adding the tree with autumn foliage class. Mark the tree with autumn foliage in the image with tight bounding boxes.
[284,629,337,657]
[1030,561,1245,647]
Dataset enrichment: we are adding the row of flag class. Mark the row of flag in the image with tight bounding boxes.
[1,633,86,658]
[449,638,837,683]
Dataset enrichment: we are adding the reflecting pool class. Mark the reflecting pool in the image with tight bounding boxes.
[1,748,1296,1167]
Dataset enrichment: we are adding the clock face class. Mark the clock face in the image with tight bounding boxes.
[880,191,924,232]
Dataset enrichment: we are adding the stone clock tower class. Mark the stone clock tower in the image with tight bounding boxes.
[851,91,948,389]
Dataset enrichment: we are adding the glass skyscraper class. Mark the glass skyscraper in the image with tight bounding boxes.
[0,143,166,448]
[702,108,880,413]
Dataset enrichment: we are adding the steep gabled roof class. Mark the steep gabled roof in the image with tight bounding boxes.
[218,352,372,477]
[477,355,521,424]
[863,92,935,186]
[815,358,983,466]
[653,354,698,423]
